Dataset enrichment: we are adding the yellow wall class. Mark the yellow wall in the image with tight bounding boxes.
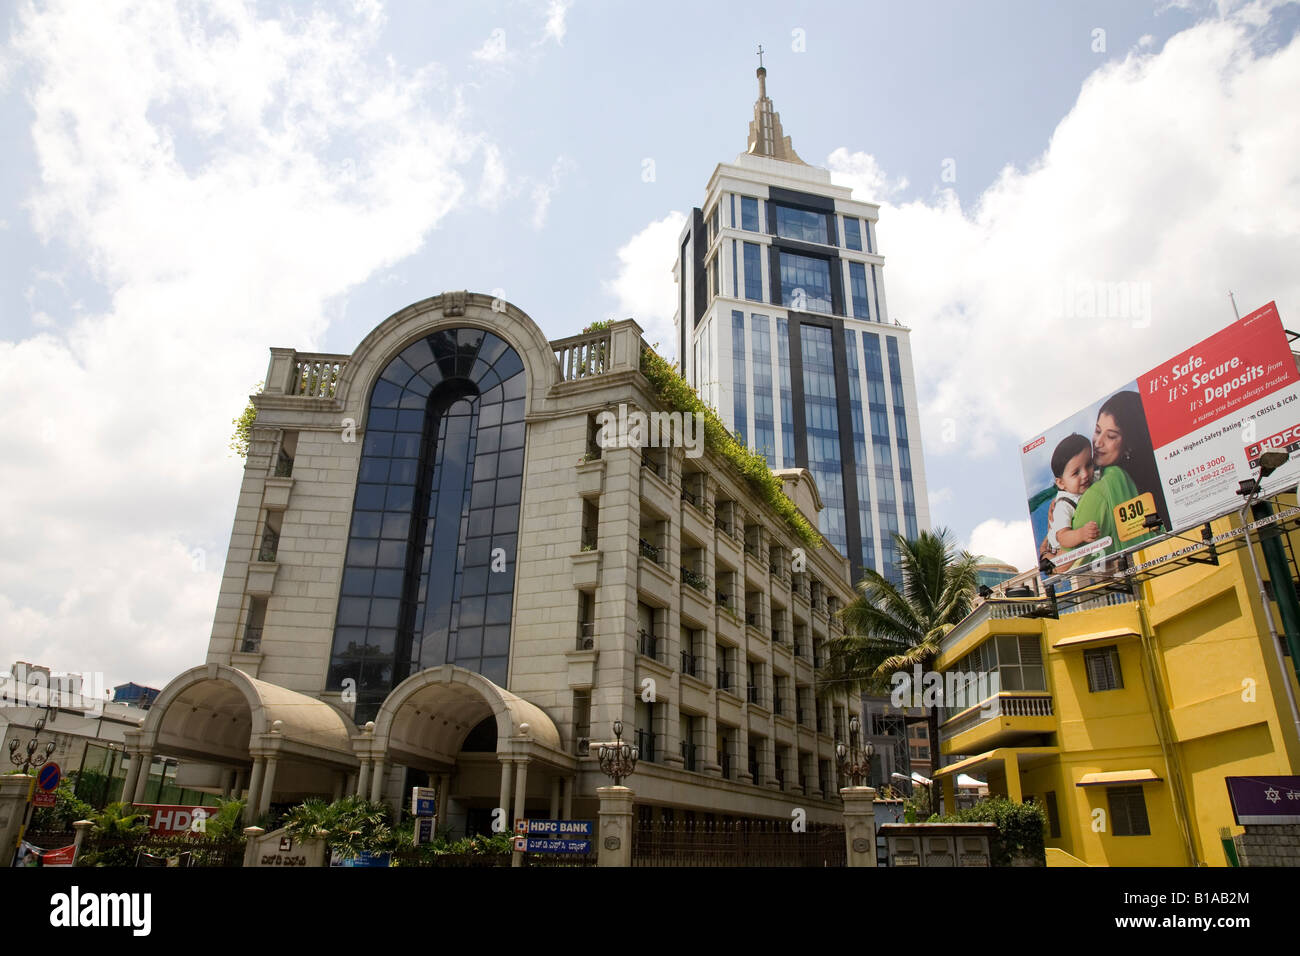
[939,512,1300,866]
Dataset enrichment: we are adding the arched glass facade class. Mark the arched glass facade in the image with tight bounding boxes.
[328,328,525,723]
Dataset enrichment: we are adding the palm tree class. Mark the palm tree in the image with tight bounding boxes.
[821,528,979,805]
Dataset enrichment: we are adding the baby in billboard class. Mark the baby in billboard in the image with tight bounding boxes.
[1025,386,1165,572]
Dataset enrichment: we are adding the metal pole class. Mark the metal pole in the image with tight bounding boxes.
[1239,502,1300,750]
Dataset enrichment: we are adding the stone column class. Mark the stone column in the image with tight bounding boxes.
[257,756,279,819]
[120,751,142,806]
[241,827,265,868]
[513,758,529,825]
[596,786,634,867]
[550,777,562,819]
[244,757,266,824]
[939,774,957,818]
[841,786,879,867]
[497,758,514,830]
[130,750,154,804]
[71,819,94,864]
[562,776,574,819]
[437,773,450,825]
[332,772,344,801]
[1003,752,1023,803]
[356,758,371,798]
[369,755,387,803]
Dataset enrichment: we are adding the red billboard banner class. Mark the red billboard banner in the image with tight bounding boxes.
[1022,302,1300,572]
[133,803,215,835]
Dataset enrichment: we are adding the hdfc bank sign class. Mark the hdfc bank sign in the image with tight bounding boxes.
[1246,423,1300,466]
[135,804,212,835]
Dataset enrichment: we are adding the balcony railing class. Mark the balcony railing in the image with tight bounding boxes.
[274,450,294,478]
[680,650,699,678]
[720,750,733,780]
[745,611,760,628]
[553,330,610,381]
[819,776,832,797]
[772,695,787,717]
[716,668,733,692]
[940,692,1055,740]
[240,626,262,653]
[635,728,658,764]
[577,622,595,650]
[681,487,699,507]
[291,354,345,398]
[639,538,663,563]
[716,591,731,609]
[580,527,598,551]
[680,741,698,772]
[681,568,708,593]
[714,516,732,534]
[771,629,786,646]
[641,454,665,480]
[746,684,762,707]
[636,629,662,661]
[257,528,279,563]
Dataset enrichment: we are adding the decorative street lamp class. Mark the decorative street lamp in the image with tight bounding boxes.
[7,714,57,774]
[835,715,874,788]
[596,720,639,786]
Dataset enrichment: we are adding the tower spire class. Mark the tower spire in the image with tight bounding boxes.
[746,51,805,165]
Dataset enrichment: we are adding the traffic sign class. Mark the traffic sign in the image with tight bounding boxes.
[37,763,61,792]
[33,791,56,807]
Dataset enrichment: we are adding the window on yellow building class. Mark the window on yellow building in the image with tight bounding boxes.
[1084,646,1124,692]
[1106,785,1150,836]
[1044,790,1061,838]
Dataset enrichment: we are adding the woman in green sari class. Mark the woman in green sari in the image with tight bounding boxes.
[1072,391,1162,563]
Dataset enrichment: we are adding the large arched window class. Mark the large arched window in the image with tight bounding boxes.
[328,328,525,723]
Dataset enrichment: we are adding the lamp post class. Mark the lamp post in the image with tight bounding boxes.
[596,720,639,787]
[835,716,874,788]
[1235,451,1300,745]
[8,714,58,864]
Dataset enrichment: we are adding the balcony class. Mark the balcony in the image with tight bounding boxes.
[636,629,664,663]
[553,328,611,381]
[940,691,1056,754]
[680,650,700,679]
[681,567,708,593]
[576,621,595,651]
[240,626,263,653]
[635,728,659,764]
[680,741,698,772]
[716,668,734,694]
[639,539,663,564]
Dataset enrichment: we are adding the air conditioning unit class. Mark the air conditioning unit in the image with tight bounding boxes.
[577,737,590,755]
[582,637,593,650]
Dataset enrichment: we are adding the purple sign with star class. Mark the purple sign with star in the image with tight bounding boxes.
[1225,775,1300,825]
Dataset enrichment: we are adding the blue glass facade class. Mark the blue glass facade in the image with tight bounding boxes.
[888,337,919,540]
[863,331,900,584]
[750,315,775,466]
[329,328,525,722]
[776,318,795,466]
[849,262,870,320]
[741,196,759,232]
[843,217,863,252]
[743,242,763,302]
[844,329,876,572]
[731,310,747,444]
[799,325,847,555]
[779,251,833,314]
[774,203,828,244]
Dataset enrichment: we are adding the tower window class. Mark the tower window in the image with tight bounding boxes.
[844,217,863,251]
[741,196,759,232]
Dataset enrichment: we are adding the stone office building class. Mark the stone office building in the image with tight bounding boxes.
[123,294,859,832]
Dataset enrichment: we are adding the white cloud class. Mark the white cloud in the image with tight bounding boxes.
[966,519,1034,571]
[827,147,908,203]
[528,155,573,229]
[540,0,572,46]
[831,4,1300,464]
[472,27,509,63]
[604,211,687,357]
[1,0,491,688]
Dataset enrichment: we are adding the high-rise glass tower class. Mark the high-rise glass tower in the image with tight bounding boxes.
[674,63,930,583]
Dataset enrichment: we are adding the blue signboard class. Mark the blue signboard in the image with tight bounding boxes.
[331,850,391,868]
[37,763,61,792]
[516,819,593,837]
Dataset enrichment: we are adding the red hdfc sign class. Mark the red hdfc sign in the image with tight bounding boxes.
[1246,423,1300,466]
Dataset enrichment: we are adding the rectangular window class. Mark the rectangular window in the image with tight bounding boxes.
[779,251,833,314]
[1084,646,1124,692]
[741,196,759,232]
[751,314,775,466]
[865,219,874,254]
[774,203,829,244]
[573,691,591,755]
[710,254,720,298]
[844,217,863,251]
[709,204,720,242]
[743,242,763,301]
[1107,786,1150,836]
[731,239,738,298]
[849,262,870,319]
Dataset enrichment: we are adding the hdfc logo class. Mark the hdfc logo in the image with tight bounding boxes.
[1023,436,1046,454]
[1246,424,1300,465]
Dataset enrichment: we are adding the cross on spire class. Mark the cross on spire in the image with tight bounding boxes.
[756,44,764,69]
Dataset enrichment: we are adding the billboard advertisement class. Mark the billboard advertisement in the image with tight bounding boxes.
[1022,302,1300,572]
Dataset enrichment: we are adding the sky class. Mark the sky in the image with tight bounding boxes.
[2,0,1299,690]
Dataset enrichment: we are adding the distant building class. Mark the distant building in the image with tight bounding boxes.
[112,682,160,710]
[974,556,1019,592]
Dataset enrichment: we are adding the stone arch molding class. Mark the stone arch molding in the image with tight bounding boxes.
[371,664,564,760]
[336,292,561,421]
[138,662,356,763]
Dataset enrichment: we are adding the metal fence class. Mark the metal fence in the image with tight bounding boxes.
[632,818,846,867]
[77,834,246,867]
[389,849,596,868]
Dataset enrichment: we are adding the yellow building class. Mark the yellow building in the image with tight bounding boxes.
[932,502,1300,867]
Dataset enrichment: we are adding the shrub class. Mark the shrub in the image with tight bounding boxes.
[936,796,1047,866]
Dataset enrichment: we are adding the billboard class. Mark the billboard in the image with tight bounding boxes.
[1021,302,1300,573]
